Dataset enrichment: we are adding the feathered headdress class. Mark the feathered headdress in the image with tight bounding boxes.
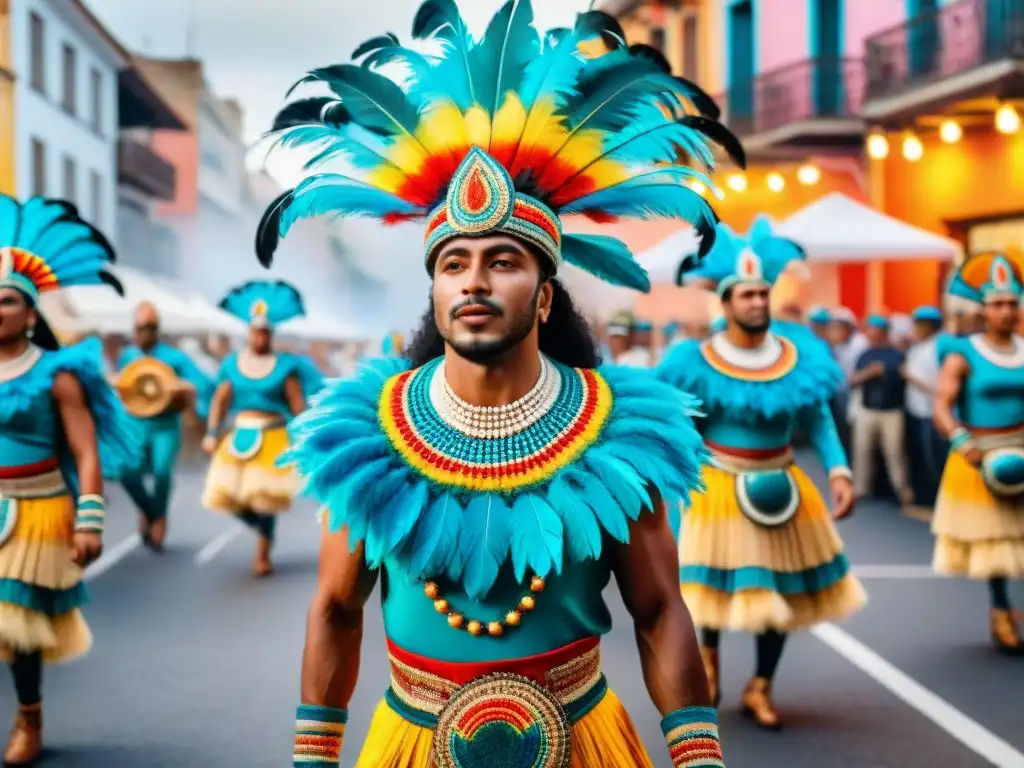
[0,195,122,349]
[953,250,1024,304]
[218,280,305,329]
[256,0,744,292]
[676,214,804,296]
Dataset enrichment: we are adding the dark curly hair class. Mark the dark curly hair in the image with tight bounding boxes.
[406,277,602,369]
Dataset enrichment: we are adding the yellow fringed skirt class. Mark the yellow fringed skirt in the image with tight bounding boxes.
[202,420,297,515]
[355,637,654,768]
[932,451,1024,579]
[679,464,866,633]
[0,492,92,664]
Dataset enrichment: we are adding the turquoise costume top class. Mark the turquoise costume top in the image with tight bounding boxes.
[285,356,708,661]
[216,352,304,420]
[118,341,215,425]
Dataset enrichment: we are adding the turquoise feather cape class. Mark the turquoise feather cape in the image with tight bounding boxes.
[284,357,708,599]
[656,320,842,421]
[0,338,142,491]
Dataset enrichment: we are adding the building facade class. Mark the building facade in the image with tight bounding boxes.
[9,0,123,233]
[0,0,15,195]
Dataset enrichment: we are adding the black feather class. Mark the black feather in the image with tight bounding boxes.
[351,33,400,60]
[81,223,117,263]
[255,189,294,268]
[628,43,672,73]
[98,270,124,297]
[674,76,720,120]
[270,98,348,132]
[574,10,626,47]
[682,116,746,168]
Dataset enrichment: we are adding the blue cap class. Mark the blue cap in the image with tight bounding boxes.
[911,305,942,323]
[865,313,889,329]
[808,307,830,324]
[710,316,727,333]
[634,320,653,332]
[663,321,679,337]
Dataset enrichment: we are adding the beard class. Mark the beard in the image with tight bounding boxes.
[735,314,771,334]
[443,289,540,364]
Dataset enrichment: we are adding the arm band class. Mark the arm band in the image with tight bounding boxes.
[948,428,974,453]
[75,495,106,534]
[294,704,347,767]
[662,706,725,767]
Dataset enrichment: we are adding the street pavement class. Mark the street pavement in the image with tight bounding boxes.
[1,463,1022,768]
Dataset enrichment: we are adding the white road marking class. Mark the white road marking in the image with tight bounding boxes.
[812,623,1024,768]
[852,565,947,579]
[84,534,141,582]
[194,529,241,566]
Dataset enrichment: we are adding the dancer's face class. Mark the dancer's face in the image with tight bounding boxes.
[724,284,771,334]
[248,326,272,354]
[0,288,35,345]
[432,235,553,364]
[984,296,1019,336]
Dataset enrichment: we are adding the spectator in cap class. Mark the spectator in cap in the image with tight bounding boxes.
[825,307,867,454]
[850,314,913,506]
[604,311,634,363]
[807,305,831,340]
[614,318,656,367]
[902,306,946,508]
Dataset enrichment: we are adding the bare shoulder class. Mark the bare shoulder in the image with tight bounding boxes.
[51,369,85,400]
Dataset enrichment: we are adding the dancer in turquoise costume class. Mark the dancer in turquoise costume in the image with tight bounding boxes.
[659,215,865,730]
[257,1,747,764]
[0,195,138,765]
[203,280,310,576]
[933,251,1024,655]
[117,302,214,552]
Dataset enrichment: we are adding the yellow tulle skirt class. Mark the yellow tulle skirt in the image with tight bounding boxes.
[679,464,866,633]
[352,688,654,768]
[932,451,1024,579]
[0,494,92,663]
[202,424,297,515]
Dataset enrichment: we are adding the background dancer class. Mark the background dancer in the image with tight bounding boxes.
[257,1,745,764]
[0,195,138,765]
[659,216,865,730]
[116,302,213,551]
[933,250,1024,655]
[202,280,308,577]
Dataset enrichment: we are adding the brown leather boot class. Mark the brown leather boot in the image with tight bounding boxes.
[700,646,720,707]
[252,536,273,577]
[991,609,1024,656]
[4,703,42,766]
[741,677,782,731]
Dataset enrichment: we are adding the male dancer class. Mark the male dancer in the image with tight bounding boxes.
[260,2,742,763]
[0,195,138,764]
[117,302,213,551]
[660,216,865,729]
[933,251,1024,654]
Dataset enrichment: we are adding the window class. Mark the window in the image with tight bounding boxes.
[682,14,699,81]
[90,171,103,224]
[29,13,45,93]
[649,27,666,55]
[31,139,46,196]
[89,68,102,134]
[62,155,76,203]
[62,43,77,115]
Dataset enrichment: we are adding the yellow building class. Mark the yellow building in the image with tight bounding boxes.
[0,0,14,195]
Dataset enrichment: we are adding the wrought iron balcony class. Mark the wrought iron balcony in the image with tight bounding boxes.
[117,138,176,201]
[721,57,865,150]
[864,0,1024,107]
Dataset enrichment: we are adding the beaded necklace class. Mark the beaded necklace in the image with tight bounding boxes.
[0,344,41,383]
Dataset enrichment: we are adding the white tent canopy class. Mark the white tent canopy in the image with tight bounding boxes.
[635,227,702,284]
[777,192,963,263]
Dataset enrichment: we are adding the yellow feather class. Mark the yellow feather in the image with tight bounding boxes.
[489,93,527,149]
[365,165,407,195]
[416,102,470,155]
[384,135,426,176]
[464,105,491,149]
[518,95,566,155]
[577,38,611,60]
[583,159,631,191]
[555,129,606,171]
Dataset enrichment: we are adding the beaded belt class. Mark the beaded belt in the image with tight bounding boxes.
[0,459,67,499]
[971,424,1024,453]
[233,414,287,430]
[385,636,606,768]
[707,443,793,474]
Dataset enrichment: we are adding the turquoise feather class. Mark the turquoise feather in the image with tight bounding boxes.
[474,0,540,130]
[279,174,424,235]
[681,214,803,288]
[510,493,563,582]
[409,492,464,577]
[218,279,305,326]
[561,234,650,292]
[460,493,514,599]
[547,477,603,563]
[411,0,478,110]
[368,479,428,568]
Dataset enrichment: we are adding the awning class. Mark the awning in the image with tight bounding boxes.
[776,192,963,263]
[279,314,369,341]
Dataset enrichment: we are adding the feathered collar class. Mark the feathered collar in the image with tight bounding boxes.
[284,355,707,599]
[656,320,842,422]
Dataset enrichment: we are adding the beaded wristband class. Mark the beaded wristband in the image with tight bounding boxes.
[662,706,725,768]
[949,428,974,453]
[294,704,347,767]
[828,466,854,481]
[74,495,106,534]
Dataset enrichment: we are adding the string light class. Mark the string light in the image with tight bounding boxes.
[939,119,962,143]
[766,173,785,192]
[726,173,747,192]
[902,133,923,161]
[796,165,821,185]
[690,181,707,196]
[866,132,889,160]
[996,104,1020,134]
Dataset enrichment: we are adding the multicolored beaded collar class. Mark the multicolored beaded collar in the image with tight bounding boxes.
[700,332,798,383]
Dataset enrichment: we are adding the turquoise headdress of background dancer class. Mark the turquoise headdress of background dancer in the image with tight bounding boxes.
[658,214,864,730]
[202,279,317,577]
[0,194,138,765]
[255,0,746,766]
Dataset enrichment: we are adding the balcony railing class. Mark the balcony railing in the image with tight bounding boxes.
[117,138,176,201]
[865,0,1024,101]
[722,57,865,138]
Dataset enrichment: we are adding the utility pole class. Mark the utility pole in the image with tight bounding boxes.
[184,0,198,58]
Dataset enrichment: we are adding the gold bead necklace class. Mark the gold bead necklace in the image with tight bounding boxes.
[423,576,546,637]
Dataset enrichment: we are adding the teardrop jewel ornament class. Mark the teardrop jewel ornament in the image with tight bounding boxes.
[446,147,515,234]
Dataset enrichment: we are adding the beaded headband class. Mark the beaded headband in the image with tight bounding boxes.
[0,247,60,303]
[424,148,561,274]
[957,251,1024,305]
[250,298,271,328]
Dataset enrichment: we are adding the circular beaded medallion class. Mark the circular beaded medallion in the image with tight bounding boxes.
[430,673,572,768]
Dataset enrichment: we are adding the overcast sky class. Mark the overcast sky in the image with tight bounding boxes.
[87,0,594,146]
